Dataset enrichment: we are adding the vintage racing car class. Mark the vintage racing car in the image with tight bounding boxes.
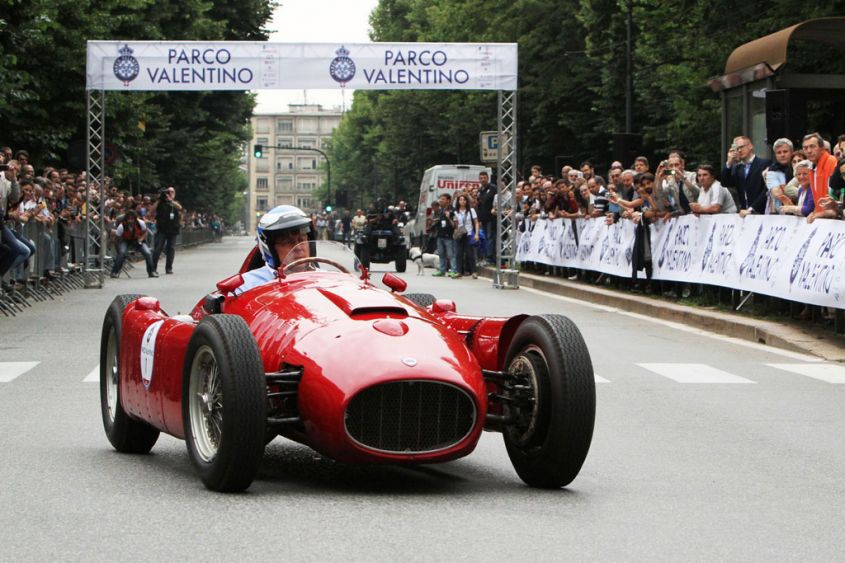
[99,241,595,492]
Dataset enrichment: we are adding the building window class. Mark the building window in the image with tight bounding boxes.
[276,177,293,191]
[277,137,293,148]
[256,177,269,191]
[298,138,316,149]
[256,196,268,211]
[277,157,293,170]
[297,157,318,170]
[256,119,270,134]
[298,117,318,133]
[297,197,314,209]
[277,119,293,133]
[297,181,316,192]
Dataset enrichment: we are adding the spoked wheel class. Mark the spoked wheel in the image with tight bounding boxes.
[187,345,224,463]
[182,315,266,492]
[99,294,160,453]
[502,314,595,489]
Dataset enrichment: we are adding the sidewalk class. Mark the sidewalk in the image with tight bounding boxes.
[479,267,845,362]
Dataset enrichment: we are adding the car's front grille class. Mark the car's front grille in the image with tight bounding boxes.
[345,380,476,454]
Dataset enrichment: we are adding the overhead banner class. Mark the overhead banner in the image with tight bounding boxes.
[515,215,845,309]
[86,41,518,91]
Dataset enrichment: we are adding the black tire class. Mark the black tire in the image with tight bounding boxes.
[502,314,595,489]
[395,246,408,273]
[403,293,436,308]
[100,294,160,454]
[357,244,371,269]
[182,315,266,492]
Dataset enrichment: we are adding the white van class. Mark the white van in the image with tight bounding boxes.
[406,164,492,244]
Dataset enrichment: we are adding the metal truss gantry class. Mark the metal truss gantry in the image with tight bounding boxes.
[494,90,519,289]
[84,89,107,288]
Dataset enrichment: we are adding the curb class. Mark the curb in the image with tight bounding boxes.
[479,267,845,362]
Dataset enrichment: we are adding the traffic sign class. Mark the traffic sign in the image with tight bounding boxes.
[480,131,509,163]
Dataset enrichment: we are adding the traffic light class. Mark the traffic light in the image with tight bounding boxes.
[325,205,333,213]
[253,144,263,158]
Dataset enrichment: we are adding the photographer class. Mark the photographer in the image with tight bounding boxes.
[152,186,182,275]
[655,153,698,216]
[110,210,157,278]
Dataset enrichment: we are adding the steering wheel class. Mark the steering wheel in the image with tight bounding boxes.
[284,256,350,274]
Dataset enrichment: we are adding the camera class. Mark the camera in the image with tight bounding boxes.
[661,169,673,176]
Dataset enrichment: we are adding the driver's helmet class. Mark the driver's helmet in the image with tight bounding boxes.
[257,205,311,269]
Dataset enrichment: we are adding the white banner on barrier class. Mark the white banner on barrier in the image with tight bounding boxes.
[86,41,518,91]
[515,214,845,309]
[650,215,700,281]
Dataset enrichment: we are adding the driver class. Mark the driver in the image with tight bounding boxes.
[232,205,311,296]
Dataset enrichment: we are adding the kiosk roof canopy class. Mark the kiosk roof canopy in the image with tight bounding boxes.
[724,17,845,75]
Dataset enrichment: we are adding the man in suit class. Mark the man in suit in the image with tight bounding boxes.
[722,136,771,215]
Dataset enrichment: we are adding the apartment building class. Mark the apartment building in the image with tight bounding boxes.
[246,104,342,233]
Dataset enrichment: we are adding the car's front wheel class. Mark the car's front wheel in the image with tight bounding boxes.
[502,314,595,488]
[182,315,266,492]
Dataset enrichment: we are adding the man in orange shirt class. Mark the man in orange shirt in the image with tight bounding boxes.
[801,132,837,212]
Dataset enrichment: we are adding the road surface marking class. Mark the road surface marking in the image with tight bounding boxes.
[595,374,610,383]
[520,286,823,362]
[766,363,845,384]
[83,366,99,383]
[0,362,40,382]
[637,363,756,384]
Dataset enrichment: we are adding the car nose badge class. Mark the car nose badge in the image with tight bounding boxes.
[402,357,417,367]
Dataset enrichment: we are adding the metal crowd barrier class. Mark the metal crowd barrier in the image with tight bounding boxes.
[0,222,217,317]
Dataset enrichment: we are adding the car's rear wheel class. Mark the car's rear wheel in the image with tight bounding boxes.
[403,293,436,308]
[100,294,160,453]
[183,315,266,492]
[502,314,595,488]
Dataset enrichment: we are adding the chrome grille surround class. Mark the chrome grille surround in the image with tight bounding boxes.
[344,380,477,454]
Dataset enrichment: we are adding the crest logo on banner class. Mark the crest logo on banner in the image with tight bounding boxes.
[113,44,140,86]
[789,227,817,286]
[329,46,356,86]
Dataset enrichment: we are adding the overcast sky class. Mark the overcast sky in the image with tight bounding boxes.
[253,0,380,114]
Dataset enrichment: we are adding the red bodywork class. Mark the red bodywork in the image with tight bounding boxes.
[117,247,527,465]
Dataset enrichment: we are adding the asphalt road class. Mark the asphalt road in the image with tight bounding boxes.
[1,236,843,561]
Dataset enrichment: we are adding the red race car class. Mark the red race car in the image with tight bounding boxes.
[99,241,595,492]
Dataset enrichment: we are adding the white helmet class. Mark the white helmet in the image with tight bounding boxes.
[257,205,311,269]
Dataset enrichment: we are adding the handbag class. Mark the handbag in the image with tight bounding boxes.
[453,209,469,240]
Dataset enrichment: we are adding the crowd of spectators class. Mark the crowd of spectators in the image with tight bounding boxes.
[0,145,224,292]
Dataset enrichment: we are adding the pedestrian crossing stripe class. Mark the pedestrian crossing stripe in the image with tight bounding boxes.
[0,362,40,382]
[766,363,845,384]
[83,366,99,383]
[636,363,756,384]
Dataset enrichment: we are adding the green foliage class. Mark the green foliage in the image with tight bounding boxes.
[0,0,276,213]
[333,0,845,208]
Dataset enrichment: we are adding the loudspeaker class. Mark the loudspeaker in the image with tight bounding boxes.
[612,133,642,167]
[766,89,806,144]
